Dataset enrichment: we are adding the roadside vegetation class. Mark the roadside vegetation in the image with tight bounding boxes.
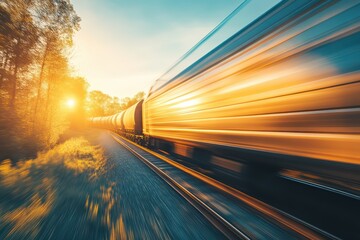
[0,135,109,239]
[0,0,84,160]
[0,0,145,162]
[87,90,145,117]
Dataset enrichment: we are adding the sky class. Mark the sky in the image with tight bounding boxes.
[70,0,242,99]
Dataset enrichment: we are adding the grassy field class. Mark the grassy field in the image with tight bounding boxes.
[0,133,122,239]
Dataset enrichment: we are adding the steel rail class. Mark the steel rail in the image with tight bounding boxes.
[281,175,360,201]
[111,132,336,240]
[111,133,250,239]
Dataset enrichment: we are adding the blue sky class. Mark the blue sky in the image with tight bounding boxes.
[70,0,280,99]
[70,0,243,98]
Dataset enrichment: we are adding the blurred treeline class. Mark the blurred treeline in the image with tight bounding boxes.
[87,90,145,117]
[0,0,85,161]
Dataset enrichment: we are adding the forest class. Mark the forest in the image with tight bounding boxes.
[0,0,144,161]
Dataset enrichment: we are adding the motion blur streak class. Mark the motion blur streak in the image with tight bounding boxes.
[89,1,360,183]
[86,1,360,237]
[143,0,360,167]
[0,137,107,239]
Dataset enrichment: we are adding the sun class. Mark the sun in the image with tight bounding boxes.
[66,99,76,108]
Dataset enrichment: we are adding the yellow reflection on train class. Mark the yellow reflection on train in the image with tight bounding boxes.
[144,51,360,165]
[172,99,200,109]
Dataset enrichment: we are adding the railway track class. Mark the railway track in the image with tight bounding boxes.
[110,132,335,240]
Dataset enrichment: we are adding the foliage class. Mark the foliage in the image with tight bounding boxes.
[0,0,83,161]
[87,91,145,117]
[0,0,144,161]
[0,135,106,239]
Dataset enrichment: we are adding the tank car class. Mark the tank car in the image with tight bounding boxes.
[122,100,144,143]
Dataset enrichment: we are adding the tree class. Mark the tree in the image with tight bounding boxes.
[0,0,83,161]
[120,91,145,110]
[0,4,12,90]
[87,91,146,117]
[32,0,80,133]
[87,90,122,116]
[0,0,39,108]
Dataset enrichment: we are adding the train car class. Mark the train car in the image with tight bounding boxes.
[91,118,97,128]
[87,117,93,126]
[143,1,360,179]
[122,100,144,143]
[115,112,125,132]
[104,116,109,129]
[102,116,110,129]
[110,115,115,128]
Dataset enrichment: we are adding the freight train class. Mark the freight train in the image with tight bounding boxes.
[89,1,360,181]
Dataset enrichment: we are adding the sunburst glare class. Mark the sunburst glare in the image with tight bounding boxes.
[66,99,76,108]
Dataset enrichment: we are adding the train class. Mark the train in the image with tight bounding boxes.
[89,1,360,181]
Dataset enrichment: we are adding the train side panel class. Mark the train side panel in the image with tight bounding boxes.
[123,100,144,134]
[143,1,360,170]
[115,112,125,132]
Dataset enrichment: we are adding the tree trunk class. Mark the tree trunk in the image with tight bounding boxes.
[0,73,3,90]
[32,40,49,134]
[44,79,52,120]
[0,51,7,90]
[9,57,19,108]
[0,52,10,92]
